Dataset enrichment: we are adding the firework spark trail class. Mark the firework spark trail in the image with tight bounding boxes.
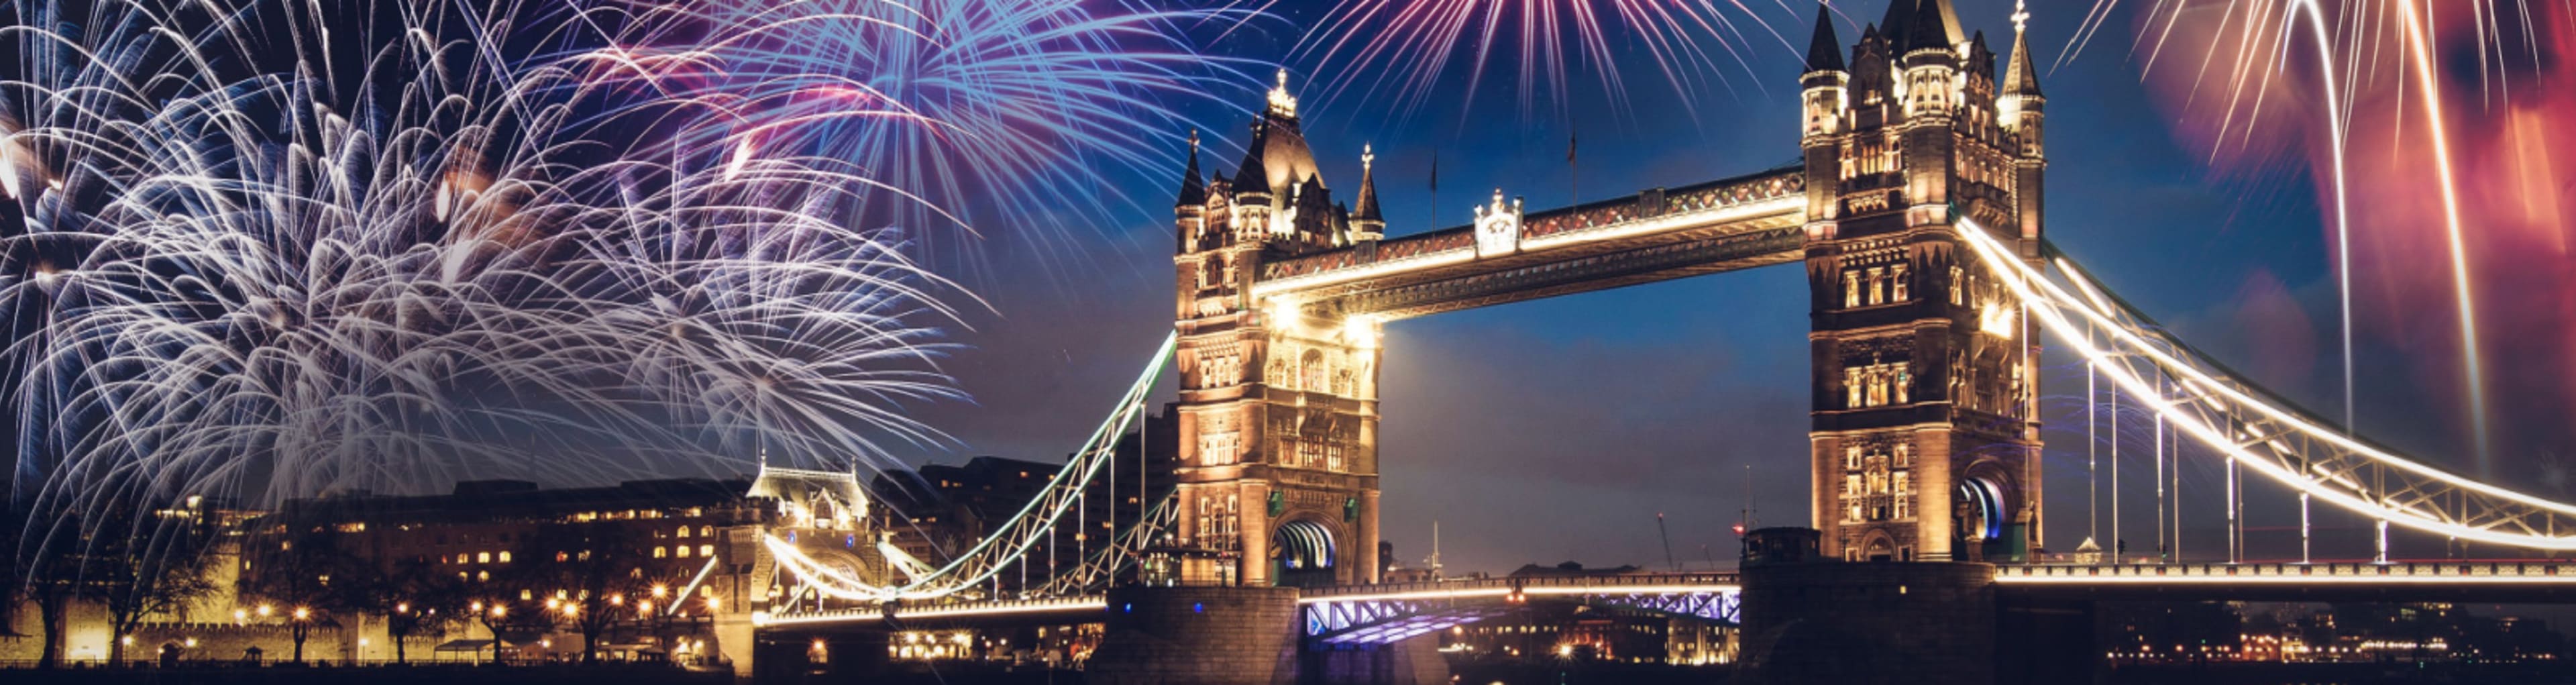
[1,1,973,541]
[616,0,1261,274]
[2056,1,2572,474]
[1287,0,1794,123]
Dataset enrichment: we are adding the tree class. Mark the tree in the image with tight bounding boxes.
[513,524,655,664]
[241,527,360,663]
[364,558,463,664]
[18,503,219,666]
[88,517,219,665]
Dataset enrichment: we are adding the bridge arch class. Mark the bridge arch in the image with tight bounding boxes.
[1273,518,1340,588]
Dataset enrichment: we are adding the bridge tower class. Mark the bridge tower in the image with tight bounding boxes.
[1800,0,2047,564]
[1169,72,1383,587]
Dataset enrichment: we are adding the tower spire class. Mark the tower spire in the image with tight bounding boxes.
[1267,68,1299,118]
[1175,128,1206,207]
[1805,3,1845,72]
[2002,1,2043,97]
[1350,144,1385,242]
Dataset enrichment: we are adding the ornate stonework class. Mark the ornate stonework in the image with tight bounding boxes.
[1803,0,2047,563]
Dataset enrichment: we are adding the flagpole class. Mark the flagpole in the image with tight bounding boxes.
[1429,150,1440,228]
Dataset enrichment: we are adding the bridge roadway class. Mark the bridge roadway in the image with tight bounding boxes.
[757,562,2576,633]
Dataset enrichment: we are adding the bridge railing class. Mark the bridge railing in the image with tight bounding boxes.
[1994,562,2576,582]
[1300,572,1741,601]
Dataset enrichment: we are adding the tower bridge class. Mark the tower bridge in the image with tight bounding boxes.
[743,2,2576,684]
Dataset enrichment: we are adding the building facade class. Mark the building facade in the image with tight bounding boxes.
[1801,0,2047,563]
[1171,72,1386,587]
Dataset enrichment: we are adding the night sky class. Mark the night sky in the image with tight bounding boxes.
[897,1,2570,574]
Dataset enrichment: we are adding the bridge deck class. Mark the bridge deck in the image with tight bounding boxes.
[1996,562,2576,602]
[1254,168,1805,319]
[757,564,2576,629]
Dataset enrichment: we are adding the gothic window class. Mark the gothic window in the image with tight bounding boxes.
[1894,364,1911,404]
[1894,443,1913,467]
[1867,268,1886,305]
[1865,366,1889,407]
[1890,264,1909,302]
[1300,350,1327,392]
[1848,502,1865,523]
[1845,446,1862,470]
[1844,474,1862,496]
[1949,266,1965,305]
[1845,368,1865,408]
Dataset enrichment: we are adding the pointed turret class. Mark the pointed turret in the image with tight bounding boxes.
[1805,4,1845,72]
[1902,0,1953,54]
[1233,121,1273,197]
[1175,129,1206,207]
[2001,5,2043,97]
[1350,144,1384,242]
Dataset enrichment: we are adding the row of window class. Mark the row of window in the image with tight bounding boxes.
[1845,362,1912,409]
[1841,264,1911,309]
[655,545,718,559]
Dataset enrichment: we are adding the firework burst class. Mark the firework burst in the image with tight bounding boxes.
[1287,0,1796,123]
[2061,1,2576,475]
[0,1,967,529]
[617,0,1259,273]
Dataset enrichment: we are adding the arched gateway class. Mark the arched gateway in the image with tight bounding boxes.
[1169,0,2045,584]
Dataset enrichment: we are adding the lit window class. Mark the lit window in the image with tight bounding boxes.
[1867,268,1886,305]
[498,551,512,563]
[700,526,713,537]
[676,545,691,558]
[1890,264,1909,301]
[655,547,667,559]
[699,545,714,558]
[1843,271,1861,308]
[678,526,691,539]
[477,570,490,582]
[477,552,490,564]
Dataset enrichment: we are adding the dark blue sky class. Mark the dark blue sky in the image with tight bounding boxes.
[902,0,2542,574]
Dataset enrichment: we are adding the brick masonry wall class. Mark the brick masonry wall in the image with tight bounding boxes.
[1088,586,1301,685]
[1737,561,1998,685]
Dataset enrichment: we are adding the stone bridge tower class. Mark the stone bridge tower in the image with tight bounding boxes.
[1170,72,1383,587]
[1801,0,2047,563]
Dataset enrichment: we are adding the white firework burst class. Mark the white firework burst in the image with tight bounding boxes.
[0,0,969,527]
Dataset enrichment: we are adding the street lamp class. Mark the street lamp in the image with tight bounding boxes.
[651,584,669,599]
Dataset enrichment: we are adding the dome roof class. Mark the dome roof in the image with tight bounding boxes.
[1233,70,1326,195]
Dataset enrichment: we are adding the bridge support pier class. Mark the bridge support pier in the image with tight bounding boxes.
[751,627,886,685]
[1299,634,1448,685]
[1996,595,2102,685]
[1737,562,1996,685]
[1089,586,1301,685]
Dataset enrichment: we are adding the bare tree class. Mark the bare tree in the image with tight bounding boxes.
[241,527,359,663]
[513,524,655,664]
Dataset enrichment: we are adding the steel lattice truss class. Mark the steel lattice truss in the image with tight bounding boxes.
[1954,220,2576,550]
[1300,574,1741,645]
[767,333,1179,602]
[1034,494,1179,596]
